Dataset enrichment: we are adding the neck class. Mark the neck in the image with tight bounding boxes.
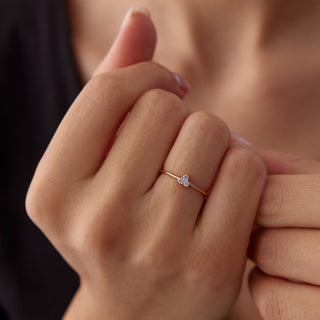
[68,0,320,84]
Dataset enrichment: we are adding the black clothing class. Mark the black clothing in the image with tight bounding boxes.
[1,0,81,318]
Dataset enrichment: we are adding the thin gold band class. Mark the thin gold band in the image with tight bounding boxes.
[160,170,209,199]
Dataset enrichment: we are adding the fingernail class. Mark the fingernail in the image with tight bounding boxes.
[231,132,253,146]
[174,73,191,94]
[121,6,151,30]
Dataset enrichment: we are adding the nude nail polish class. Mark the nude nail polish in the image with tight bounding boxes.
[120,6,151,30]
[174,73,191,94]
[231,133,253,146]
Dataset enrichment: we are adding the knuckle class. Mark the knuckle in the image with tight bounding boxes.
[139,88,187,119]
[72,222,100,258]
[226,147,267,182]
[258,178,287,223]
[136,61,170,76]
[25,174,62,229]
[71,200,122,258]
[138,61,176,82]
[26,170,82,234]
[185,111,230,145]
[128,61,177,89]
[84,73,124,106]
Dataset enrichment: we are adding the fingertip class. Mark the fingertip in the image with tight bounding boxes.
[231,132,253,147]
[173,73,191,95]
[120,6,151,30]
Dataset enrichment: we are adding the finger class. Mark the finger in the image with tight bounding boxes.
[248,228,320,286]
[93,7,156,76]
[95,89,188,199]
[36,62,187,184]
[147,112,230,241]
[254,147,320,174]
[193,146,266,276]
[249,267,320,319]
[256,175,320,228]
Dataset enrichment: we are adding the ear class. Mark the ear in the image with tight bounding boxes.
[93,7,156,77]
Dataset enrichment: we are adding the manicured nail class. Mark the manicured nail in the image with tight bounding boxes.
[121,6,151,30]
[174,73,191,94]
[231,132,252,146]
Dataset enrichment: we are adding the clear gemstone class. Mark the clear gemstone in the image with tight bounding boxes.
[178,174,190,188]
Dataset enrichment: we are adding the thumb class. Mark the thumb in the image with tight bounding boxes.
[93,6,156,77]
[254,147,320,174]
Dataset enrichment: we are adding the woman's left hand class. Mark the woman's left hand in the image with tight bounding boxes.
[247,148,320,319]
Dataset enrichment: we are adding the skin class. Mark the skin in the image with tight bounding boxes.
[26,1,320,319]
[247,151,320,319]
[68,0,320,159]
[26,11,267,319]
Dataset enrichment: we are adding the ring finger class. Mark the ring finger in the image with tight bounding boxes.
[150,111,230,235]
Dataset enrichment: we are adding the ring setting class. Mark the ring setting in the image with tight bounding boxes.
[178,174,190,187]
[160,170,209,199]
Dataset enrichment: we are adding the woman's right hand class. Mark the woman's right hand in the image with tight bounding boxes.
[25,9,267,320]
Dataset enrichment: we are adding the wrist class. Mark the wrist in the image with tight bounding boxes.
[63,281,136,320]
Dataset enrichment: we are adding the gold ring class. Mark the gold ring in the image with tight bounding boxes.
[160,170,209,199]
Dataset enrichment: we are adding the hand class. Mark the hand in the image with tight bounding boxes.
[248,148,320,319]
[26,9,266,320]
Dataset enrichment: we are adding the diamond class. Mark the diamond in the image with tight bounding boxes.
[178,174,190,187]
